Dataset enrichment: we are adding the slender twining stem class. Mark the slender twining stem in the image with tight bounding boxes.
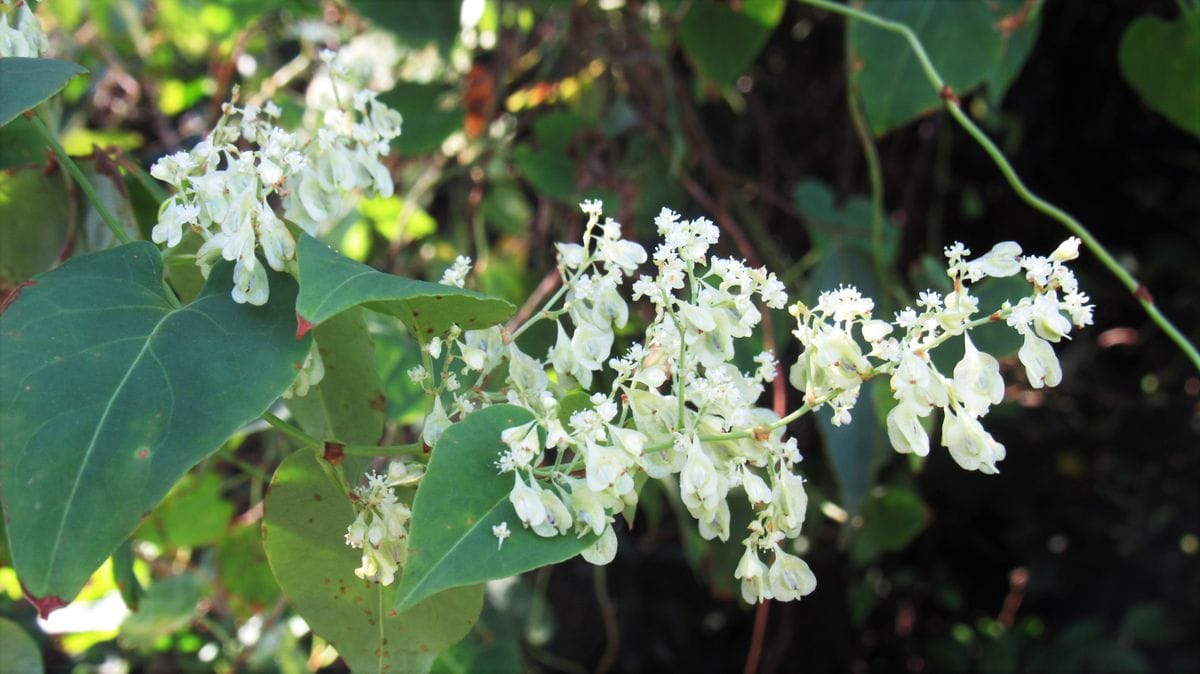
[261,411,316,447]
[29,114,132,246]
[341,442,426,458]
[844,34,886,266]
[799,0,1200,372]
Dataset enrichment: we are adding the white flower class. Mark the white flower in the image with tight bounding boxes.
[941,408,1006,474]
[1050,237,1081,262]
[951,335,1005,416]
[532,488,574,537]
[493,522,511,550]
[440,255,472,288]
[966,241,1022,280]
[510,473,547,529]
[735,547,772,604]
[581,524,618,565]
[422,397,452,446]
[767,550,816,602]
[1018,332,1062,389]
[886,402,929,457]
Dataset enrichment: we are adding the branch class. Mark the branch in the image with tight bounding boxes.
[799,0,1200,372]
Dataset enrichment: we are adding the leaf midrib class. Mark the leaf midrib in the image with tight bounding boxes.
[41,294,210,590]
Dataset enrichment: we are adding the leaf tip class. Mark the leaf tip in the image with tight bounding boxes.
[21,583,66,620]
[296,315,315,339]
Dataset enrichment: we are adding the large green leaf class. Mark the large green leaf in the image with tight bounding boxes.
[848,0,1041,136]
[0,57,88,128]
[295,233,515,337]
[287,307,386,446]
[0,617,44,674]
[0,166,70,288]
[679,0,786,86]
[1118,9,1200,139]
[0,242,309,605]
[394,405,598,612]
[263,449,482,674]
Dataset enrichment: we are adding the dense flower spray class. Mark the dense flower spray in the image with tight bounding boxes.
[149,50,401,308]
[349,200,1093,605]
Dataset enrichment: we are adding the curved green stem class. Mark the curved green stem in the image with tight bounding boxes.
[261,411,317,447]
[29,114,132,246]
[799,0,1200,372]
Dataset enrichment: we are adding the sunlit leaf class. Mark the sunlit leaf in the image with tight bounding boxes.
[0,243,309,603]
[0,58,88,128]
[263,449,483,674]
[295,233,515,337]
[393,405,598,612]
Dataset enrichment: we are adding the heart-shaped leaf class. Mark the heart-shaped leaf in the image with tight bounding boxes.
[263,449,482,674]
[0,57,88,128]
[394,405,597,612]
[295,233,515,338]
[679,0,786,86]
[0,242,309,604]
[849,0,1041,136]
[1118,10,1200,139]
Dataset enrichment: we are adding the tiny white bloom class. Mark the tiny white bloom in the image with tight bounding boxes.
[492,522,512,550]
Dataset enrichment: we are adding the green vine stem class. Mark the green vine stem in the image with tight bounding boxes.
[798,0,1200,372]
[29,114,132,246]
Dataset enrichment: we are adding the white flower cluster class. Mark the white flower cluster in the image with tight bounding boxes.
[344,460,424,585]
[348,202,1091,606]
[0,0,47,57]
[791,238,1092,475]
[149,50,401,306]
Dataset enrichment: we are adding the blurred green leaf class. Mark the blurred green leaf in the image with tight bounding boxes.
[352,0,461,55]
[679,0,785,86]
[431,629,524,674]
[0,166,69,288]
[849,0,1040,136]
[378,83,464,156]
[136,472,234,549]
[118,572,204,650]
[850,485,928,565]
[481,183,533,236]
[0,116,48,169]
[112,538,143,611]
[514,144,576,201]
[263,449,482,674]
[0,58,88,128]
[1118,10,1200,139]
[0,617,44,674]
[394,405,598,612]
[215,523,280,618]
